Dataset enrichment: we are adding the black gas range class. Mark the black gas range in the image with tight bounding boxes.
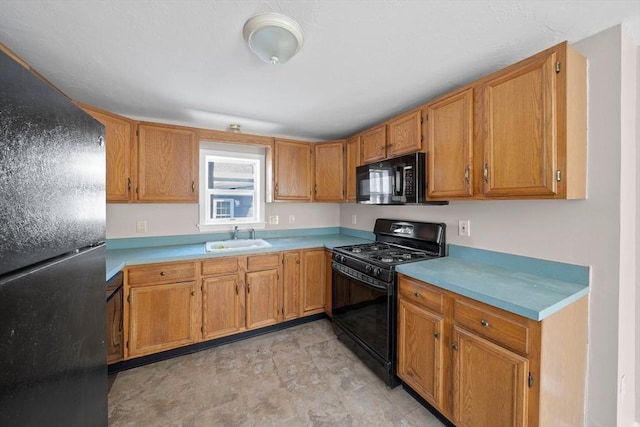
[331,219,446,387]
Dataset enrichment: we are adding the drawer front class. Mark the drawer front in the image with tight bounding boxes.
[453,298,530,355]
[398,275,444,314]
[202,257,238,276]
[128,262,196,286]
[247,253,280,271]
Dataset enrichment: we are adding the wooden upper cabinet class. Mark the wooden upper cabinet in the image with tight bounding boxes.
[425,88,474,199]
[360,124,387,164]
[477,42,586,199]
[273,138,313,201]
[79,105,134,202]
[388,108,422,157]
[137,123,198,202]
[314,140,345,202]
[345,135,360,202]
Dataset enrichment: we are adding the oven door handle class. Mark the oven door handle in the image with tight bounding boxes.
[332,263,390,292]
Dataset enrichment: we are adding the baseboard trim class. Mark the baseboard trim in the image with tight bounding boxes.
[108,313,327,374]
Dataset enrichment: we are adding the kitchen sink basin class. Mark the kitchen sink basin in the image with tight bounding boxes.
[205,239,272,253]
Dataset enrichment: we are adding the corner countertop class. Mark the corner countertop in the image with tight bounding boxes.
[396,245,589,321]
[106,234,372,281]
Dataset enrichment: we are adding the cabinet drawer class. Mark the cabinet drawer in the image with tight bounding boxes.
[453,298,530,355]
[247,253,280,271]
[202,257,238,276]
[398,275,444,314]
[128,262,196,286]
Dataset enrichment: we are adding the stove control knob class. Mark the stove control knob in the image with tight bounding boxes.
[365,265,373,274]
[373,268,382,276]
[340,255,347,263]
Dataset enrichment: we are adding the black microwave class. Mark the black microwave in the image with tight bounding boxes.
[356,153,427,205]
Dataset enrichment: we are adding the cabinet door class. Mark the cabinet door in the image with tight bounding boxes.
[106,286,123,364]
[273,139,312,201]
[202,275,241,340]
[360,124,387,163]
[453,327,529,427]
[282,251,301,320]
[345,135,360,202]
[388,109,422,157]
[397,298,444,408]
[128,281,199,357]
[137,124,198,202]
[426,88,474,198]
[81,106,134,202]
[480,50,557,197]
[301,249,325,315]
[246,269,280,329]
[314,140,345,202]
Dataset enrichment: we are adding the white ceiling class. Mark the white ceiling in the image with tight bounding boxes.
[1,1,639,141]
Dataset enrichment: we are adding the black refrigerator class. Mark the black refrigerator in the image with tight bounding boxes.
[0,48,108,426]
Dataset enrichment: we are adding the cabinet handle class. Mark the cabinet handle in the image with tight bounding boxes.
[483,163,489,183]
[160,271,166,276]
[434,332,440,339]
[191,291,195,296]
[247,283,250,293]
[275,184,279,194]
[235,284,239,295]
[98,136,105,147]
[480,319,490,328]
[451,343,459,351]
[413,291,420,298]
[379,145,385,151]
[296,259,300,264]
[127,177,131,192]
[464,166,470,184]
[191,181,195,193]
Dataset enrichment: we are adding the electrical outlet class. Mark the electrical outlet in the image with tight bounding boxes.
[458,220,470,236]
[288,215,295,224]
[136,220,147,233]
[269,215,279,225]
[351,214,357,225]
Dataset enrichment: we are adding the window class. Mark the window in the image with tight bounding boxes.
[199,142,266,231]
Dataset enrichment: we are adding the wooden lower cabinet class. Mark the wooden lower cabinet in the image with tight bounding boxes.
[106,285,124,364]
[397,298,444,409]
[396,274,588,427]
[301,248,326,315]
[202,274,241,340]
[282,251,301,320]
[127,280,200,358]
[246,269,280,329]
[453,327,528,427]
[123,249,328,361]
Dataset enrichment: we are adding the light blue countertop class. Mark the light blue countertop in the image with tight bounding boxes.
[107,232,589,322]
[396,245,589,321]
[106,234,371,281]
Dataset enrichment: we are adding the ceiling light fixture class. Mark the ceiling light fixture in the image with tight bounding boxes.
[242,12,304,65]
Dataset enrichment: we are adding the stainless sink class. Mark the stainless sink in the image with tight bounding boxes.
[205,239,272,253]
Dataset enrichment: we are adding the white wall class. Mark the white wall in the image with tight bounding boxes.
[105,24,638,426]
[106,202,340,238]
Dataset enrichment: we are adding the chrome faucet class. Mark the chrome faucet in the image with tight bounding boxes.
[249,228,256,239]
[232,225,239,240]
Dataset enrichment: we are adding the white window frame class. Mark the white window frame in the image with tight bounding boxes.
[198,142,266,232]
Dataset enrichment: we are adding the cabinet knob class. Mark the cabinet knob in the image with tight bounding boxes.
[480,319,490,328]
[434,332,440,339]
[451,343,459,351]
[413,291,420,298]
[191,291,195,296]
[160,271,166,276]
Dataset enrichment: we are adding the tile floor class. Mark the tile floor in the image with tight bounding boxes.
[108,319,446,426]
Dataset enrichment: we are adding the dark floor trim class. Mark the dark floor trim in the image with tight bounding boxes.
[108,314,328,375]
[401,383,455,427]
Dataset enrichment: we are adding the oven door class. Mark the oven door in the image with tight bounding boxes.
[331,262,393,362]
